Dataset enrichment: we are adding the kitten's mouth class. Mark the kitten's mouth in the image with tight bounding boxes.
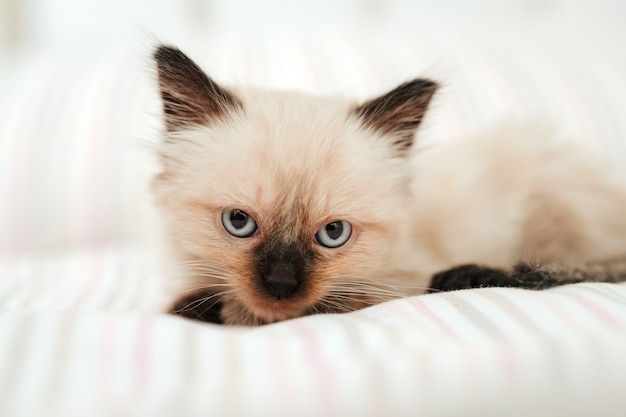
[236,296,355,325]
[168,287,317,325]
[241,293,373,324]
[241,295,314,323]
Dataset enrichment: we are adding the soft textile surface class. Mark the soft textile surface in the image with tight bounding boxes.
[1,247,626,417]
[1,11,626,417]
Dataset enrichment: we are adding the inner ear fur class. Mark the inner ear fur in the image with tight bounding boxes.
[353,78,438,153]
[153,45,243,131]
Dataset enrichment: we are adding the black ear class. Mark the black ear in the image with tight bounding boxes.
[153,45,243,131]
[353,79,438,153]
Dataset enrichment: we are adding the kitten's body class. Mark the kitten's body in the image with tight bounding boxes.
[396,123,626,281]
[152,46,626,326]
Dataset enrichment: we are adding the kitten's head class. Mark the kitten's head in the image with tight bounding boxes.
[152,46,437,325]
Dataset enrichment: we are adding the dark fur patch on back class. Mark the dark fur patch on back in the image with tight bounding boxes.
[154,45,243,131]
[353,79,438,153]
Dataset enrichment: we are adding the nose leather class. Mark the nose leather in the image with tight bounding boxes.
[262,273,299,299]
[254,239,313,300]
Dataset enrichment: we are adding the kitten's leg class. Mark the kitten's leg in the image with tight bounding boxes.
[429,258,626,292]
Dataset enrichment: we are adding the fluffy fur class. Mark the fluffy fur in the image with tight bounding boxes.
[152,45,626,326]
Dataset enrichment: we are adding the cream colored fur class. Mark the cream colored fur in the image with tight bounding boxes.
[152,48,626,325]
[154,90,626,325]
[154,89,414,324]
[394,123,626,290]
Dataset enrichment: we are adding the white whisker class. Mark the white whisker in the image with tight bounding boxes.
[173,289,236,313]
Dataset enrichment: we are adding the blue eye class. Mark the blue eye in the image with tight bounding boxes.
[315,221,352,248]
[222,209,258,238]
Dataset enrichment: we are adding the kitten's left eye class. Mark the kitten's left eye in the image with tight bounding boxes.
[222,209,258,238]
[315,221,352,248]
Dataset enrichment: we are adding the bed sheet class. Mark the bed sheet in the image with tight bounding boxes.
[1,247,625,417]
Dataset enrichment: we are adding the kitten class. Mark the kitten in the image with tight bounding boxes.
[152,45,626,326]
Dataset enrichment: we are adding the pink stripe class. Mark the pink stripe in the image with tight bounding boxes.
[384,302,438,337]
[84,81,110,247]
[289,320,335,416]
[406,297,487,401]
[133,316,155,393]
[535,293,583,330]
[406,298,461,339]
[499,340,520,391]
[69,252,104,309]
[265,330,294,412]
[565,292,621,329]
[97,316,119,395]
[7,88,41,253]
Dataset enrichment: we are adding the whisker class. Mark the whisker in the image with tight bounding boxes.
[171,267,232,277]
[329,285,405,295]
[178,283,233,294]
[328,285,408,299]
[326,274,437,293]
[316,298,351,313]
[342,280,433,293]
[329,279,438,296]
[172,289,236,313]
[160,260,236,274]
[191,273,230,281]
[309,304,321,315]
[133,261,235,289]
[326,292,396,306]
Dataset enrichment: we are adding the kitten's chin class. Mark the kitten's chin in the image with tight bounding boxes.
[224,291,375,326]
[221,297,311,326]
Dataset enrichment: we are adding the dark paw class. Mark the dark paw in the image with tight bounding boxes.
[428,264,510,292]
[428,263,584,293]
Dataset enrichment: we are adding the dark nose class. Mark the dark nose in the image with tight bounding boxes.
[262,274,300,299]
[254,239,312,300]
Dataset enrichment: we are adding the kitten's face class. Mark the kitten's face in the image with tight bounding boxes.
[152,46,437,325]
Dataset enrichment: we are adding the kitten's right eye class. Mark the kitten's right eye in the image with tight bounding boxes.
[221,209,258,238]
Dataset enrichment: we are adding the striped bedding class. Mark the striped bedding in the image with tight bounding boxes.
[2,19,626,417]
[1,246,625,416]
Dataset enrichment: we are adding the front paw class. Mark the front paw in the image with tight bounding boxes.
[428,264,510,292]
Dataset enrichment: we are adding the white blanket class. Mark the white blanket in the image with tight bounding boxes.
[1,247,625,416]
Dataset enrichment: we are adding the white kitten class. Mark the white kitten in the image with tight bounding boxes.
[151,46,626,326]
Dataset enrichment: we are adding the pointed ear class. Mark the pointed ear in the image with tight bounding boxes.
[153,45,243,131]
[352,79,438,153]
